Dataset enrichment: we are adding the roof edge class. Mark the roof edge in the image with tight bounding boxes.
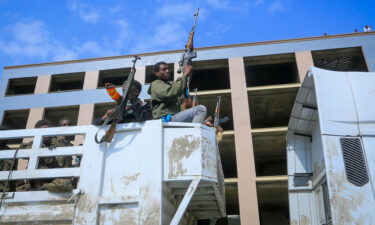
[4,31,375,70]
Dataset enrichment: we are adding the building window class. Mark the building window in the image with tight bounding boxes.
[98,68,131,88]
[5,77,37,96]
[248,87,299,128]
[44,105,79,126]
[190,59,230,91]
[244,53,299,87]
[1,109,30,129]
[92,102,116,124]
[49,72,85,92]
[312,47,368,72]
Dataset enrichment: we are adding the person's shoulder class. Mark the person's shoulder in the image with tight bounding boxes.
[20,141,33,149]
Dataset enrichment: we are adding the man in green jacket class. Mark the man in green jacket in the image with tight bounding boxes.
[148,61,207,123]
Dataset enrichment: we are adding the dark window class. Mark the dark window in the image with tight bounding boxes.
[6,77,37,96]
[44,106,79,126]
[1,109,30,129]
[98,68,131,88]
[312,47,368,72]
[92,102,116,124]
[244,53,299,86]
[49,72,85,92]
[190,59,230,91]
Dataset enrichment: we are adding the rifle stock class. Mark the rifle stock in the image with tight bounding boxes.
[192,88,198,107]
[214,96,221,127]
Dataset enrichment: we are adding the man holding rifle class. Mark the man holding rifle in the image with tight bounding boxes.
[148,62,207,123]
[94,80,151,125]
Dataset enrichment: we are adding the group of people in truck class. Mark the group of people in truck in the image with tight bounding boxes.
[0,62,224,193]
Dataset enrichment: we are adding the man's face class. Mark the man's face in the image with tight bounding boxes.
[155,64,170,81]
[122,82,140,100]
[129,86,140,100]
[60,120,71,127]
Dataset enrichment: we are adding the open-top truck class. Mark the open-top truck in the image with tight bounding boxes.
[0,120,226,224]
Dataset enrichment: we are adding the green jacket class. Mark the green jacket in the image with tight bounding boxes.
[148,75,187,119]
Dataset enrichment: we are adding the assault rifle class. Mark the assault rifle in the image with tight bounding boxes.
[95,56,141,144]
[213,96,221,127]
[192,88,198,107]
[213,96,230,127]
[177,8,199,97]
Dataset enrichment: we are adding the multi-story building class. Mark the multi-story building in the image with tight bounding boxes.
[1,32,374,225]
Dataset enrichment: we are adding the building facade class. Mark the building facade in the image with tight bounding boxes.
[1,32,374,225]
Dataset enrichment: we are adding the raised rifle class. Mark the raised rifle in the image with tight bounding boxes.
[95,56,141,144]
[213,96,221,127]
[177,8,199,97]
[192,88,198,107]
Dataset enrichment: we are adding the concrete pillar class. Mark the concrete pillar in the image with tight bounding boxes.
[34,75,51,94]
[74,104,95,145]
[228,57,260,225]
[19,107,44,170]
[83,71,99,90]
[135,66,146,84]
[295,51,314,82]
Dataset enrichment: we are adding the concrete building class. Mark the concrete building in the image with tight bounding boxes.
[1,32,374,225]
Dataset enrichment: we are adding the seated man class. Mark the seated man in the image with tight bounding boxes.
[0,125,17,192]
[17,120,73,192]
[93,80,151,125]
[148,61,207,123]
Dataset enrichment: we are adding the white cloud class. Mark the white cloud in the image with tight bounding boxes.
[130,22,186,53]
[78,41,120,57]
[206,0,230,9]
[268,0,286,13]
[68,2,100,23]
[0,17,131,63]
[253,0,264,6]
[9,20,48,45]
[158,3,195,20]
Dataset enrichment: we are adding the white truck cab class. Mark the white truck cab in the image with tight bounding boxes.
[287,67,375,225]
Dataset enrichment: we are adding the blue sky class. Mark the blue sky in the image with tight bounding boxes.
[0,0,374,71]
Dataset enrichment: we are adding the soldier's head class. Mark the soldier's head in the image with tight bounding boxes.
[35,119,52,128]
[154,61,170,81]
[58,117,72,127]
[122,80,142,100]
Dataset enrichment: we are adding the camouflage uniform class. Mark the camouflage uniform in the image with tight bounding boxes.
[40,136,74,192]
[0,145,17,192]
[17,137,74,192]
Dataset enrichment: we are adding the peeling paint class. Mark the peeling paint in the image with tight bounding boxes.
[313,161,324,175]
[326,139,366,225]
[99,204,137,225]
[201,137,215,171]
[290,220,298,225]
[122,173,140,186]
[74,195,96,224]
[168,135,200,178]
[300,215,310,225]
[139,185,160,225]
